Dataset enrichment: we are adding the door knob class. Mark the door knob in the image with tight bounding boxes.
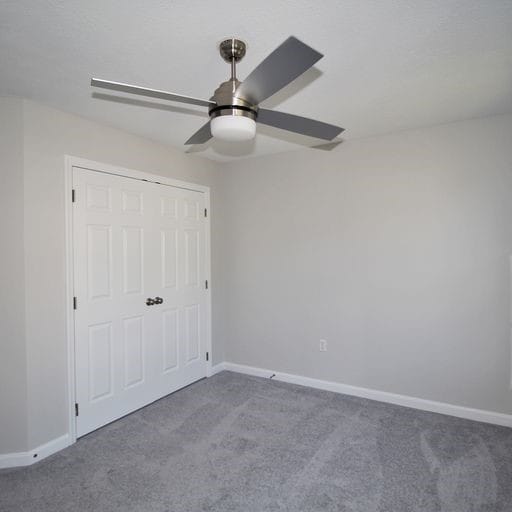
[154,297,163,304]
[146,298,155,306]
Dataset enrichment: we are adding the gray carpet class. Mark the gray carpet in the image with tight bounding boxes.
[1,371,512,512]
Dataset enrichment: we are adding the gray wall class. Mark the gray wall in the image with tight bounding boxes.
[0,97,28,453]
[222,114,512,415]
[11,99,224,452]
[2,98,511,456]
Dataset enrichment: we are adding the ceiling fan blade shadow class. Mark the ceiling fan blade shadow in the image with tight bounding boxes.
[91,79,214,108]
[310,138,344,151]
[185,137,256,157]
[185,143,211,154]
[185,121,212,145]
[258,108,344,141]
[235,36,323,105]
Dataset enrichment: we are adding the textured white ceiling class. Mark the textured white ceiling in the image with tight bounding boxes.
[1,0,511,161]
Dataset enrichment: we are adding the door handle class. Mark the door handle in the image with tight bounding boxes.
[146,298,155,306]
[154,297,164,304]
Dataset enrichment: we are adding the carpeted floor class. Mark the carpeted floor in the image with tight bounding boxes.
[1,371,512,512]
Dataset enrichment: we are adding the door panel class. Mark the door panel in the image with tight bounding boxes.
[73,168,207,437]
[122,315,145,388]
[121,190,143,214]
[184,229,200,287]
[122,226,144,294]
[162,308,179,372]
[86,183,111,211]
[185,304,200,362]
[87,225,112,300]
[88,322,113,401]
[161,229,178,289]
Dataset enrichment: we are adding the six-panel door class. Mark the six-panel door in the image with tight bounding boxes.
[73,168,207,437]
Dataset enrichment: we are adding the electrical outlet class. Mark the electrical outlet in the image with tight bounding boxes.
[319,339,327,352]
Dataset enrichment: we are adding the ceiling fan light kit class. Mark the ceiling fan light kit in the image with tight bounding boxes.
[91,36,344,145]
[210,115,256,141]
[208,47,258,142]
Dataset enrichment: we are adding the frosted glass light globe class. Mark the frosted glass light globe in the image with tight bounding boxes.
[211,115,256,141]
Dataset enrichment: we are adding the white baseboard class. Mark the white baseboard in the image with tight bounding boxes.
[0,433,72,469]
[210,362,227,376]
[2,364,508,469]
[222,362,512,428]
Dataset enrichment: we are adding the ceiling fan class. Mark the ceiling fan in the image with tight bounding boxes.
[91,36,344,145]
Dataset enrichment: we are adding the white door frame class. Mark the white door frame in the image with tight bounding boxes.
[64,155,212,444]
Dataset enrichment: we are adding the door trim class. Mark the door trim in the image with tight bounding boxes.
[64,156,212,444]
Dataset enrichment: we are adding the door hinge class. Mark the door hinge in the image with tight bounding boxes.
[205,280,208,290]
[206,352,209,362]
[75,403,79,417]
[204,208,207,218]
[72,189,76,203]
[73,297,77,310]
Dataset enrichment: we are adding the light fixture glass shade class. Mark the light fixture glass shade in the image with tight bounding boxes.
[211,115,256,141]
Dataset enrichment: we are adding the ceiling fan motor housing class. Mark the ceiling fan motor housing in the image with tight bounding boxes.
[209,79,258,122]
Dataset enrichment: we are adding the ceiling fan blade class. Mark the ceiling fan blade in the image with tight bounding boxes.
[91,78,215,108]
[257,108,344,141]
[235,36,323,105]
[184,121,212,145]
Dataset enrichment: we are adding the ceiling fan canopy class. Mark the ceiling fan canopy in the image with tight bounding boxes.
[91,36,344,145]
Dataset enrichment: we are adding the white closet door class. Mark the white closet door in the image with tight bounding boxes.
[151,182,207,396]
[73,168,207,437]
